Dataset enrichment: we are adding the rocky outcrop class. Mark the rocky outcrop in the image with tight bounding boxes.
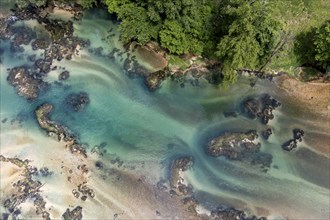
[7,67,48,100]
[145,70,167,91]
[206,131,273,169]
[242,94,281,124]
[262,128,272,140]
[170,157,194,196]
[282,128,305,151]
[62,206,83,220]
[206,131,259,159]
[59,70,70,80]
[0,155,51,220]
[206,207,267,220]
[35,103,87,157]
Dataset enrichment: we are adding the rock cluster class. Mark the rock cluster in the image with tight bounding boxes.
[7,67,48,100]
[0,155,51,220]
[206,131,273,169]
[206,130,259,159]
[207,207,267,220]
[62,206,83,220]
[242,94,281,124]
[282,128,305,151]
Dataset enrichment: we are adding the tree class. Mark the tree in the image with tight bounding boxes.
[159,20,189,54]
[294,20,330,72]
[215,0,282,83]
[314,20,330,70]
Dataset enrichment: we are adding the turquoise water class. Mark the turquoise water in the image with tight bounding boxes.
[1,9,329,219]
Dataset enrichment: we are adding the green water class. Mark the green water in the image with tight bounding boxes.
[0,9,329,219]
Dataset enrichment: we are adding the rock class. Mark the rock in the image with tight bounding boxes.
[208,207,267,220]
[145,70,166,91]
[62,206,83,220]
[242,94,281,124]
[206,130,273,169]
[282,128,304,151]
[170,156,194,193]
[206,130,259,159]
[10,25,36,46]
[31,38,50,50]
[293,128,304,142]
[262,128,272,140]
[35,59,51,74]
[7,67,48,100]
[59,70,70,80]
[282,139,298,151]
[65,92,90,112]
[243,98,260,119]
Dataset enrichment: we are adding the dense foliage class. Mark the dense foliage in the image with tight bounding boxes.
[102,0,283,83]
[294,20,330,72]
[14,0,330,84]
[215,0,281,82]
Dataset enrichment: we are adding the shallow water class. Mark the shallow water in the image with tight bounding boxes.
[0,8,329,219]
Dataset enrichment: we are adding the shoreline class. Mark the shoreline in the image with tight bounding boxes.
[1,2,329,220]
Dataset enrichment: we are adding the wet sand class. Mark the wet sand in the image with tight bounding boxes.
[275,75,330,156]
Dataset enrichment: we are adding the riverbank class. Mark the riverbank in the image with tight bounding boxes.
[275,75,330,155]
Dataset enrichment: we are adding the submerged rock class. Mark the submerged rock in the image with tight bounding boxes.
[145,70,167,91]
[7,66,48,100]
[262,128,272,140]
[65,92,90,112]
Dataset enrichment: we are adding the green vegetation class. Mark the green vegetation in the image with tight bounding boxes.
[14,0,330,84]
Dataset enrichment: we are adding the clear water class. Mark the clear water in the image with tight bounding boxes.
[0,9,329,219]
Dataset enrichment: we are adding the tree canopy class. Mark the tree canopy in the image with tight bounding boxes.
[215,0,282,83]
[294,20,330,71]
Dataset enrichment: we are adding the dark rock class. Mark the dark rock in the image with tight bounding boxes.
[242,94,281,124]
[95,161,104,169]
[31,38,50,50]
[59,70,70,80]
[62,206,83,220]
[293,128,304,142]
[206,130,273,169]
[10,25,36,46]
[262,128,272,140]
[243,98,260,119]
[7,66,48,100]
[209,207,267,220]
[206,130,259,159]
[39,167,53,177]
[65,92,90,112]
[35,59,51,74]
[282,139,298,151]
[145,70,166,91]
